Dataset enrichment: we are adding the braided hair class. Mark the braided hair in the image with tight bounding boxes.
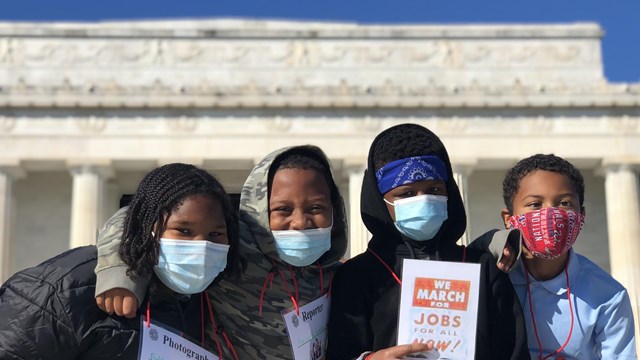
[118,163,239,278]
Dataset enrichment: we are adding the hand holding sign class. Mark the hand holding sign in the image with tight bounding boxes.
[368,343,435,360]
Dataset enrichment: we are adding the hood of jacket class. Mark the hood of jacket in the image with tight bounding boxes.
[361,125,466,261]
[238,145,348,268]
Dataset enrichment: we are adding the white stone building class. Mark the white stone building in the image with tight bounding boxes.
[0,19,638,342]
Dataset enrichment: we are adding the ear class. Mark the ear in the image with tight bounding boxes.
[500,208,511,229]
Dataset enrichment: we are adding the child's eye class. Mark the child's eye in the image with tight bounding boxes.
[178,228,191,235]
[527,202,542,209]
[426,186,443,195]
[559,201,573,207]
[398,190,415,198]
[308,205,327,214]
[209,231,225,238]
[272,207,292,214]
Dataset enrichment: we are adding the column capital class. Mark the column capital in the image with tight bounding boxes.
[0,161,26,180]
[451,158,478,177]
[66,159,114,178]
[598,158,640,175]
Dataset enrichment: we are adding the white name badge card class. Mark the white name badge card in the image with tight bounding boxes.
[139,317,219,360]
[397,259,481,360]
[282,294,330,360]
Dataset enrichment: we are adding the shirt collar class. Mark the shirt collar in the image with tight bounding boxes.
[510,249,580,295]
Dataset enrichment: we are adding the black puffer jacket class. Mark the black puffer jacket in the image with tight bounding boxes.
[327,125,529,360]
[0,246,206,360]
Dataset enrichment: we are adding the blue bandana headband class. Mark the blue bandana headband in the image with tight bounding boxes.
[375,155,448,194]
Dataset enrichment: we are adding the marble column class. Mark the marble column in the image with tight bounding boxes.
[603,162,640,349]
[68,162,113,249]
[345,163,370,259]
[0,164,25,282]
[452,162,475,246]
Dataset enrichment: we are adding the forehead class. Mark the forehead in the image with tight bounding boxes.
[516,170,577,198]
[270,168,331,199]
[169,194,223,217]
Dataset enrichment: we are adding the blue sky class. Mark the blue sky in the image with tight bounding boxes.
[2,0,639,82]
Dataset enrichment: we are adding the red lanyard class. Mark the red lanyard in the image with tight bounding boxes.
[368,248,402,285]
[367,246,468,286]
[144,295,239,360]
[524,259,574,360]
[259,261,333,316]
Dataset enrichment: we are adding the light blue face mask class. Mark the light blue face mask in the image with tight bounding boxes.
[271,225,332,267]
[385,194,448,241]
[154,238,229,295]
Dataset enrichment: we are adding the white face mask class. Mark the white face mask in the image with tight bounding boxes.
[385,194,448,241]
[271,224,332,267]
[153,238,229,294]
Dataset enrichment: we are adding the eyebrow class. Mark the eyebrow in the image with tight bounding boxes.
[270,195,330,203]
[521,193,577,199]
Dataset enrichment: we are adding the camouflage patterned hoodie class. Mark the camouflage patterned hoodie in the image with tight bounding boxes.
[94,145,348,359]
[209,145,348,359]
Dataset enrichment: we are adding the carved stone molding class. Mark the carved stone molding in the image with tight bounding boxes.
[353,116,381,132]
[267,116,292,132]
[166,117,198,132]
[437,117,468,134]
[608,116,639,133]
[76,117,107,133]
[528,117,554,134]
[0,116,15,133]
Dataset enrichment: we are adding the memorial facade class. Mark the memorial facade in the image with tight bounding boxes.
[0,20,638,340]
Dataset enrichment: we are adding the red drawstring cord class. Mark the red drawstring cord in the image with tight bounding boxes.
[327,271,334,298]
[524,258,574,360]
[258,270,277,316]
[145,300,151,328]
[204,292,239,360]
[278,266,300,315]
[368,248,402,285]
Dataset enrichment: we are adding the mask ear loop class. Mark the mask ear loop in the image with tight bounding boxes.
[383,198,395,206]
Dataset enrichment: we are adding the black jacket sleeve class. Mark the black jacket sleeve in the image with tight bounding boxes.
[475,254,529,360]
[327,259,373,360]
[0,270,81,360]
[0,247,138,360]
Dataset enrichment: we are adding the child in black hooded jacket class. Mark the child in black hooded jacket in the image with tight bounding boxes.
[327,123,529,360]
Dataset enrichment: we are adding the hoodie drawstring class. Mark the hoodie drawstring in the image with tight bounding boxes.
[203,292,239,360]
[259,267,277,316]
[278,265,300,315]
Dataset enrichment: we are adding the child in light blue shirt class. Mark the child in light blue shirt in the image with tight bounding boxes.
[497,154,637,359]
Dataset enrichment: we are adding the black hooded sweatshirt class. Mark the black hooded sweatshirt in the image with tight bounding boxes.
[327,127,529,360]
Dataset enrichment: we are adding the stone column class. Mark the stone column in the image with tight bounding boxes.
[68,162,113,249]
[603,162,640,349]
[0,164,25,282]
[345,162,370,259]
[452,161,476,246]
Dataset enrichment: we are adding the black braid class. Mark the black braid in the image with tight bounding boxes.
[118,163,239,278]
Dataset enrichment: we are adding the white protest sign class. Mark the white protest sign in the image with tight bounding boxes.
[282,294,330,360]
[138,317,219,360]
[398,259,481,360]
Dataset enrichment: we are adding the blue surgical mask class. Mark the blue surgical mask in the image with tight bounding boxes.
[154,238,229,295]
[271,225,332,267]
[385,194,448,241]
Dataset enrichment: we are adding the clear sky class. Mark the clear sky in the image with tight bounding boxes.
[2,0,638,83]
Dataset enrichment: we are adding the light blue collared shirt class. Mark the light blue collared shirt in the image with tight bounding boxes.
[510,249,637,359]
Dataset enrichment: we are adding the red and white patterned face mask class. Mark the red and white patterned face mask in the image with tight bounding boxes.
[509,207,585,260]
